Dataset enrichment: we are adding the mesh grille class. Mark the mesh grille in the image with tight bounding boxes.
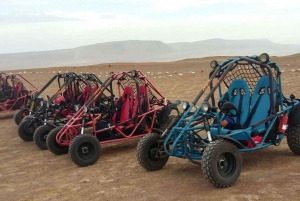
[119,74,156,100]
[12,75,28,93]
[219,62,279,95]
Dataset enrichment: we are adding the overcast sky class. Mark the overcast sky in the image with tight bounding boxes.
[1,0,300,54]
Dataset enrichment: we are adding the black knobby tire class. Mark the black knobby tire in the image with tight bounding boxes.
[46,126,68,155]
[136,133,169,171]
[14,109,27,125]
[202,139,242,188]
[33,125,54,150]
[21,115,33,122]
[69,134,101,167]
[159,115,177,131]
[287,124,300,155]
[18,117,35,141]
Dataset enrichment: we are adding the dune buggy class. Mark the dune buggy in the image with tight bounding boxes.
[13,72,78,125]
[46,70,180,167]
[18,73,100,147]
[0,73,38,114]
[136,53,300,188]
[31,73,105,150]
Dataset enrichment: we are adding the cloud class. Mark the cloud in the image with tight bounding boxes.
[43,10,136,22]
[104,0,300,12]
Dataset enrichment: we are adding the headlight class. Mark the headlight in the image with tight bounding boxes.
[201,101,211,112]
[46,101,50,108]
[182,101,190,111]
[259,53,270,63]
[40,100,44,107]
[210,60,219,69]
[83,106,89,113]
[74,105,79,112]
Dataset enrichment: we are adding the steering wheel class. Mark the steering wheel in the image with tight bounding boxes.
[218,100,228,110]
[99,103,113,116]
[220,101,238,117]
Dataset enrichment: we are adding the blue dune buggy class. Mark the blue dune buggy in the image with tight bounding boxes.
[136,53,300,188]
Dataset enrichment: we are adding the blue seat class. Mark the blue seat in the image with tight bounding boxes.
[210,76,277,140]
[246,76,277,132]
[220,79,250,127]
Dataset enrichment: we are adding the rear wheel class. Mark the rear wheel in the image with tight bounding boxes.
[46,126,68,155]
[14,109,28,125]
[69,134,101,167]
[287,124,300,155]
[202,139,242,188]
[18,117,35,141]
[136,133,169,171]
[33,125,54,150]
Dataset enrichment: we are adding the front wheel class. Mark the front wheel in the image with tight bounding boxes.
[136,133,169,171]
[202,139,242,188]
[33,125,54,150]
[46,126,68,155]
[287,124,300,155]
[18,117,35,141]
[69,134,101,167]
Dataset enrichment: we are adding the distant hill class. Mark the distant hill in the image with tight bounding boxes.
[1,39,300,70]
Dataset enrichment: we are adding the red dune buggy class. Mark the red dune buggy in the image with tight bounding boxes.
[18,73,100,147]
[31,74,105,150]
[46,70,180,167]
[13,72,76,125]
[0,73,38,114]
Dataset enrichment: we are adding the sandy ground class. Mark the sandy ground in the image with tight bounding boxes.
[1,55,300,201]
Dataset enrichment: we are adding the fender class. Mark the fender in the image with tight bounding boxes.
[217,135,245,149]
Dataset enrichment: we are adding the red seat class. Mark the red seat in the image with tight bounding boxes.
[92,85,98,94]
[112,86,150,135]
[112,86,134,124]
[132,85,149,116]
[76,85,93,106]
[13,82,23,99]
[62,85,72,104]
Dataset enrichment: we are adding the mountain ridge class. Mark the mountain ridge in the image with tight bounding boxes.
[1,39,300,70]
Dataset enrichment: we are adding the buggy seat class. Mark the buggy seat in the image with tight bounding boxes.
[211,76,277,139]
[132,85,149,116]
[76,85,93,106]
[244,76,277,132]
[219,79,250,127]
[12,82,23,99]
[112,86,149,134]
[112,86,134,125]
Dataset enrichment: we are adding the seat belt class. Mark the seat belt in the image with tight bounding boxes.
[235,94,244,128]
[242,95,263,128]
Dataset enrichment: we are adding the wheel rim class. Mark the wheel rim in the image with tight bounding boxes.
[25,123,35,134]
[39,131,48,144]
[217,152,236,178]
[78,142,95,160]
[148,143,166,162]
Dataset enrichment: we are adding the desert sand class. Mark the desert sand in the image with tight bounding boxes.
[1,55,300,201]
